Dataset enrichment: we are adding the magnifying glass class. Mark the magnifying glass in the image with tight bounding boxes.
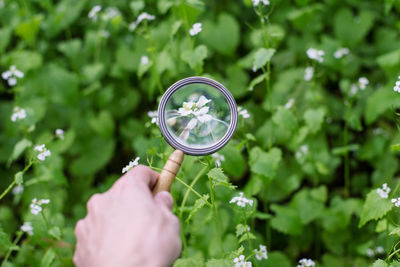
[152,77,238,194]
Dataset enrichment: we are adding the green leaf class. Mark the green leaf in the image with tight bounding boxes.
[359,190,393,227]
[41,248,56,267]
[253,48,276,71]
[207,168,235,189]
[186,194,209,222]
[9,139,32,164]
[304,107,325,134]
[14,172,23,185]
[48,226,62,240]
[181,45,208,72]
[250,147,282,181]
[270,204,303,235]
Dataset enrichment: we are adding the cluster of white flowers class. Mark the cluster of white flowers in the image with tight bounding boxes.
[306,48,324,63]
[238,107,250,119]
[55,129,64,139]
[12,185,24,195]
[366,246,385,257]
[285,98,295,109]
[393,76,400,93]
[141,55,150,65]
[148,111,158,124]
[2,65,24,86]
[297,258,315,267]
[254,244,268,261]
[30,198,50,215]
[252,0,270,6]
[230,192,253,207]
[34,144,51,161]
[295,145,309,159]
[122,157,140,174]
[10,107,27,122]
[189,22,202,36]
[20,222,33,235]
[304,66,314,81]
[376,183,391,199]
[129,12,156,31]
[391,197,400,207]
[334,47,350,59]
[211,153,225,167]
[233,255,252,267]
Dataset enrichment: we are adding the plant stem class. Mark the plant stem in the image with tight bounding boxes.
[208,178,225,256]
[1,231,23,267]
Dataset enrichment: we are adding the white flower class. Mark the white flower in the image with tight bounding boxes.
[20,222,33,235]
[375,246,384,254]
[88,5,101,21]
[285,98,295,109]
[358,77,369,90]
[393,76,400,93]
[55,129,64,139]
[254,245,268,261]
[189,23,202,36]
[122,157,140,174]
[129,12,155,32]
[297,258,315,267]
[211,153,225,167]
[12,185,24,195]
[148,111,158,124]
[238,107,250,119]
[304,66,314,81]
[141,55,149,65]
[2,65,24,86]
[233,255,252,267]
[376,183,391,199]
[306,48,324,63]
[34,144,51,161]
[252,0,270,6]
[30,198,50,215]
[10,107,27,122]
[366,248,374,257]
[391,197,400,207]
[334,47,350,59]
[230,192,253,208]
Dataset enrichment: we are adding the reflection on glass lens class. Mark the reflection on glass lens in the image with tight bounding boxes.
[164,83,231,149]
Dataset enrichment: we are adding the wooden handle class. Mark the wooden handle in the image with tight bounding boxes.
[152,150,184,195]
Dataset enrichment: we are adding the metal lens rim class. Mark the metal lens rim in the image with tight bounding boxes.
[158,76,238,156]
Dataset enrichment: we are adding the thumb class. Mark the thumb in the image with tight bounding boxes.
[154,191,174,211]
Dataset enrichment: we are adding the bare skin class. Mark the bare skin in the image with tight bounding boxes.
[73,165,181,267]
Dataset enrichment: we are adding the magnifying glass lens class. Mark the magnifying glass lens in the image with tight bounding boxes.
[165,83,231,149]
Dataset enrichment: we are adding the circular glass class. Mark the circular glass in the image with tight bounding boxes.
[158,77,237,155]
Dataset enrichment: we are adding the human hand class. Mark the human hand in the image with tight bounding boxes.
[73,165,181,267]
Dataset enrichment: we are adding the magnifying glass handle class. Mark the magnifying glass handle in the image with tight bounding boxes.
[152,150,184,195]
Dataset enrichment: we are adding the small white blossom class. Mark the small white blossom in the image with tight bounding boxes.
[34,144,51,161]
[297,258,315,267]
[12,185,24,195]
[30,198,50,215]
[375,246,384,254]
[122,157,140,174]
[2,65,24,86]
[20,222,33,235]
[55,129,64,139]
[285,98,295,109]
[233,255,252,267]
[358,77,369,90]
[366,248,374,257]
[141,55,149,65]
[391,197,400,207]
[148,111,158,124]
[10,107,27,122]
[238,107,250,119]
[334,47,350,59]
[254,245,268,261]
[129,12,155,32]
[306,48,324,63]
[88,5,101,21]
[304,66,314,81]
[252,0,270,6]
[376,183,391,199]
[230,192,253,208]
[393,76,400,93]
[189,22,202,36]
[211,153,225,167]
